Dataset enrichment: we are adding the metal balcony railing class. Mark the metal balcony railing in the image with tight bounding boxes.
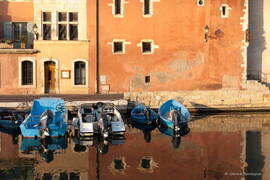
[0,39,33,49]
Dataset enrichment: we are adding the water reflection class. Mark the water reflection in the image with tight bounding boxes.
[0,113,270,179]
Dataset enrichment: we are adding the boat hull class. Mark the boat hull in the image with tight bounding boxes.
[158,99,190,129]
[131,104,158,125]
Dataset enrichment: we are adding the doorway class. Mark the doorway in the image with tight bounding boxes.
[44,61,56,93]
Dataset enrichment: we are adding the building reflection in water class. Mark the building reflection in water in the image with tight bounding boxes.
[0,113,270,179]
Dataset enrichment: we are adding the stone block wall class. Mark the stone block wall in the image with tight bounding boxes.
[124,89,270,110]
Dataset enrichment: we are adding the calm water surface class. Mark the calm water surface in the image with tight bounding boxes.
[0,112,269,180]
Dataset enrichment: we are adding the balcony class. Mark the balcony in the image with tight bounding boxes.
[0,39,38,54]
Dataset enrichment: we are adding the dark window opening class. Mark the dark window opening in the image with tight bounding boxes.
[69,172,80,180]
[69,24,78,40]
[43,24,51,40]
[59,172,68,180]
[114,159,124,170]
[113,42,123,53]
[115,0,121,15]
[42,12,51,22]
[69,12,78,22]
[58,24,67,40]
[145,76,150,83]
[144,0,150,15]
[142,42,152,53]
[141,159,151,169]
[75,61,86,85]
[22,61,33,85]
[58,12,67,22]
[198,0,204,6]
[222,6,227,16]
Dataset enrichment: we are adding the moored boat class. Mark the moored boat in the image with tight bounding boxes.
[97,102,125,137]
[0,112,24,129]
[158,99,190,130]
[72,103,100,138]
[20,98,68,138]
[131,104,158,126]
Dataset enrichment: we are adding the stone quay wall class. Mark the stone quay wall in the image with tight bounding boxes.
[124,89,270,112]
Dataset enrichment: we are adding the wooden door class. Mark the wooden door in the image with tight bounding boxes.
[45,61,56,93]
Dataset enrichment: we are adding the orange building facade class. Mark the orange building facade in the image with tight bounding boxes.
[0,0,248,94]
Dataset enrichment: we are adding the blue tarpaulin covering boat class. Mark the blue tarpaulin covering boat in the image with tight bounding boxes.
[20,98,67,138]
[158,99,190,129]
[131,104,158,126]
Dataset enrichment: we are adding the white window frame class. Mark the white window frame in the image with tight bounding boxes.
[41,11,52,40]
[57,12,79,40]
[197,0,205,6]
[108,39,131,54]
[140,0,160,18]
[18,57,36,88]
[109,0,129,18]
[137,40,159,55]
[72,59,88,87]
[220,4,231,18]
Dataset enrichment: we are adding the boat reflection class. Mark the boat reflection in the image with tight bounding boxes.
[20,136,68,163]
[131,121,158,143]
[158,122,190,149]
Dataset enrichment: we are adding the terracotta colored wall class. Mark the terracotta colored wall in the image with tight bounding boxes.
[87,0,97,94]
[88,131,244,180]
[0,53,38,94]
[0,1,34,38]
[94,0,246,92]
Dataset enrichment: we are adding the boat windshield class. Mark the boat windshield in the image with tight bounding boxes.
[83,108,93,114]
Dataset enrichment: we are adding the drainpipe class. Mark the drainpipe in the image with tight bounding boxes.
[96,0,100,94]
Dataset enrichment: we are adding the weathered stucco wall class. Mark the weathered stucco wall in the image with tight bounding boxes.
[97,0,247,93]
[34,41,91,94]
[0,53,38,94]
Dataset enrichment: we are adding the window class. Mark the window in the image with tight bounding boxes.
[12,23,27,42]
[42,12,51,40]
[142,41,152,53]
[21,61,33,85]
[220,4,231,18]
[109,39,130,54]
[113,41,123,53]
[144,0,150,15]
[58,12,78,40]
[138,40,158,54]
[197,0,204,6]
[74,61,86,85]
[145,76,150,83]
[114,0,122,15]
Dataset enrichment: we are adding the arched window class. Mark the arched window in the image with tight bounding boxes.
[74,61,86,85]
[21,60,33,85]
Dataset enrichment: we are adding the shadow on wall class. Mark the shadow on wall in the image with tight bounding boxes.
[247,0,265,80]
[0,1,11,39]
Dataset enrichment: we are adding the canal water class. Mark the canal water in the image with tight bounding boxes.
[0,112,269,180]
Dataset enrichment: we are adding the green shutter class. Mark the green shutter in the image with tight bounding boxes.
[3,22,12,40]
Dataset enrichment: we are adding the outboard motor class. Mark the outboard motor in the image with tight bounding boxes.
[144,108,151,125]
[40,110,53,138]
[172,109,181,132]
[100,113,110,138]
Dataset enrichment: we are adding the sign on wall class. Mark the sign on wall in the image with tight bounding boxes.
[61,70,71,79]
